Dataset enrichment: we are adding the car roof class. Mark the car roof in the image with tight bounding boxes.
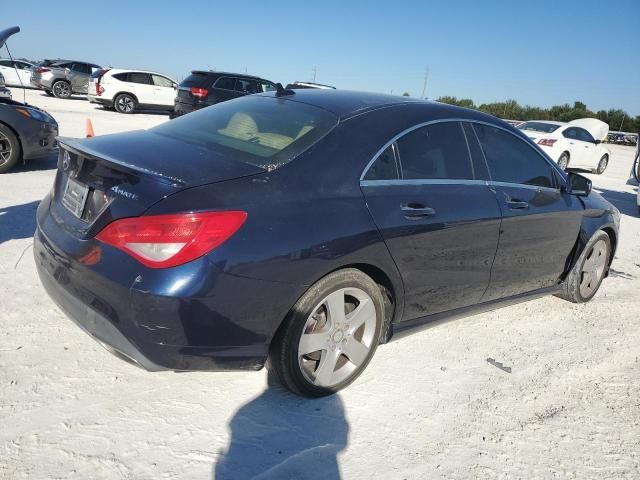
[257,89,429,118]
[190,70,270,81]
[107,68,174,77]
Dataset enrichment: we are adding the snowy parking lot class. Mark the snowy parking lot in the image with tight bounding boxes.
[1,88,639,479]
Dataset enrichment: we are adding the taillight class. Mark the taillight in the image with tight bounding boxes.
[538,139,557,147]
[190,87,208,98]
[96,211,247,269]
[95,84,105,95]
[35,67,50,74]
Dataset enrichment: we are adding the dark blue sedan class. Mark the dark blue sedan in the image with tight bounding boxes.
[34,89,619,397]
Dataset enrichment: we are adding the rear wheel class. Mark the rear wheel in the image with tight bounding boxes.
[557,152,570,170]
[52,80,71,99]
[0,124,22,173]
[557,231,610,303]
[594,155,608,174]
[269,269,384,397]
[114,93,136,114]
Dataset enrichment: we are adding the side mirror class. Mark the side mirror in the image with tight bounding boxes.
[565,172,592,196]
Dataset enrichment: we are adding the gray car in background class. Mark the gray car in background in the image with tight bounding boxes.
[30,59,102,98]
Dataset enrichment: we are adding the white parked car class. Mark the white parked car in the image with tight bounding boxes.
[518,118,611,174]
[88,68,177,114]
[0,72,11,99]
[0,58,32,87]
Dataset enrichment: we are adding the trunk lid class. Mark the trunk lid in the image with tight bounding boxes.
[51,130,264,239]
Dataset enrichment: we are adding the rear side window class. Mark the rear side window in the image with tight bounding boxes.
[214,77,235,90]
[473,123,555,188]
[112,72,128,81]
[396,122,474,180]
[235,78,259,94]
[363,145,399,181]
[72,63,90,74]
[152,96,338,170]
[128,72,152,84]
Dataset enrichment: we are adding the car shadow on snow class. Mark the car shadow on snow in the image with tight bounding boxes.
[594,187,639,218]
[213,375,348,480]
[0,200,39,243]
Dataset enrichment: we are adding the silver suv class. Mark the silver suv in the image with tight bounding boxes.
[31,59,102,98]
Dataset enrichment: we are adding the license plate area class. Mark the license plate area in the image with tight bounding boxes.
[61,177,89,218]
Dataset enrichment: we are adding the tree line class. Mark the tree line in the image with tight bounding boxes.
[434,96,640,133]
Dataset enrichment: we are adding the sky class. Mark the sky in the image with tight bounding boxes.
[3,0,640,115]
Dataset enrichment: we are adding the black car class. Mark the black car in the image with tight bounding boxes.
[0,26,58,173]
[35,89,619,398]
[173,71,276,117]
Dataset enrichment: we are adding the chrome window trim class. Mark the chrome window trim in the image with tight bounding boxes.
[487,180,561,193]
[360,117,567,191]
[361,178,488,187]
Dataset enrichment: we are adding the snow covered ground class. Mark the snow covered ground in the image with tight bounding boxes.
[1,88,639,479]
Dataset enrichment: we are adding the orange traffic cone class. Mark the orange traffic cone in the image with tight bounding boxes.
[86,118,95,138]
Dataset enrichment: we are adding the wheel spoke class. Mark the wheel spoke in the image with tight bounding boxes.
[314,349,340,386]
[342,337,369,366]
[324,290,345,327]
[346,298,375,333]
[298,332,329,356]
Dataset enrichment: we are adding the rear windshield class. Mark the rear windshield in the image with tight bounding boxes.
[180,72,213,88]
[152,95,339,170]
[517,121,561,133]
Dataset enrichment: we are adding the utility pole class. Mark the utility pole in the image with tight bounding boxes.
[420,66,429,99]
[619,114,625,132]
[311,65,317,83]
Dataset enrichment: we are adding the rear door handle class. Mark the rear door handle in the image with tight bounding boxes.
[506,199,529,210]
[400,202,435,218]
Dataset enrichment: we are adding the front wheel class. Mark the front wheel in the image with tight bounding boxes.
[114,94,136,114]
[557,231,611,303]
[0,124,22,173]
[594,155,608,174]
[269,269,384,397]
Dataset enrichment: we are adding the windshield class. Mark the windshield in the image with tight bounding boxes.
[152,95,339,170]
[517,121,561,133]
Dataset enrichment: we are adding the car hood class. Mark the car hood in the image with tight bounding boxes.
[569,118,609,141]
[0,26,19,49]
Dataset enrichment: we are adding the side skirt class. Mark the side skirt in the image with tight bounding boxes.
[390,285,562,341]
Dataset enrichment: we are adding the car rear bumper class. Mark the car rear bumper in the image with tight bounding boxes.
[34,198,298,372]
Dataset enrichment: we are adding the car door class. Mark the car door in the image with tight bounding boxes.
[126,72,153,104]
[151,74,176,107]
[69,63,91,92]
[575,127,600,168]
[470,122,584,300]
[360,121,502,320]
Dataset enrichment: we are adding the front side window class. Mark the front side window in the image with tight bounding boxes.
[152,75,173,88]
[152,95,338,170]
[235,78,259,94]
[396,122,473,180]
[0,60,11,67]
[72,63,90,74]
[473,123,555,188]
[363,145,398,181]
[260,82,276,92]
[576,128,595,143]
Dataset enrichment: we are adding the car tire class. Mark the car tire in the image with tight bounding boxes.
[557,152,570,170]
[557,230,611,303]
[44,90,54,97]
[51,80,71,99]
[0,124,22,173]
[114,94,136,114]
[594,155,608,174]
[269,268,384,397]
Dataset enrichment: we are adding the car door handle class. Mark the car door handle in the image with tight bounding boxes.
[400,202,435,218]
[506,199,529,210]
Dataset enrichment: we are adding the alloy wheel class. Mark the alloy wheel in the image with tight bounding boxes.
[116,96,134,113]
[579,239,608,298]
[0,131,11,166]
[298,287,377,388]
[557,154,569,170]
[53,82,70,98]
[597,156,608,174]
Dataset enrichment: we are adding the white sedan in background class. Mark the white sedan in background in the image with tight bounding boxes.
[518,118,611,174]
[88,68,177,114]
[0,58,32,87]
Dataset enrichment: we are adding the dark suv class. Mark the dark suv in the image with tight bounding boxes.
[31,59,102,98]
[173,71,276,117]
